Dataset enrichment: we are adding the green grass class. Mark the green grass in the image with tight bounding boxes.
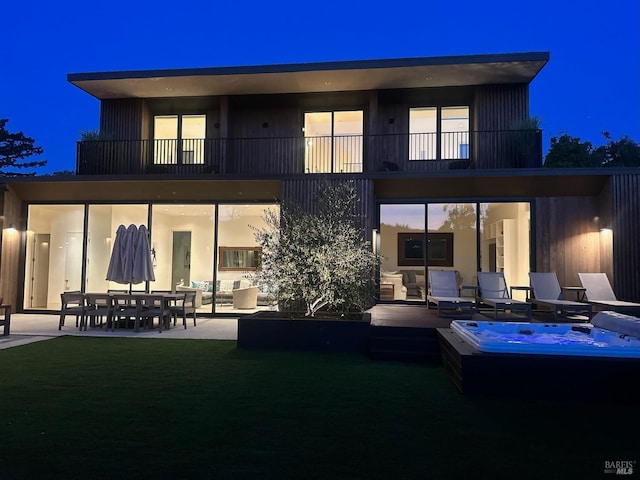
[0,337,638,479]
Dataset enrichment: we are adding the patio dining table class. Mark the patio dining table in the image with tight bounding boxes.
[85,292,185,333]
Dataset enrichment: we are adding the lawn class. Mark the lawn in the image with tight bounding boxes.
[0,337,637,479]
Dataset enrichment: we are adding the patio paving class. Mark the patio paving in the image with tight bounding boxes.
[1,313,239,350]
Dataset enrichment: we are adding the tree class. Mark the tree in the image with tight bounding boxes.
[252,180,380,317]
[544,132,640,168]
[543,134,599,168]
[0,119,47,176]
[40,170,76,176]
[593,132,640,167]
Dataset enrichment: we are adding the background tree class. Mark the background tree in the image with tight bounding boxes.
[543,134,599,168]
[0,118,47,176]
[544,132,640,168]
[40,170,76,176]
[252,180,380,317]
[592,132,640,167]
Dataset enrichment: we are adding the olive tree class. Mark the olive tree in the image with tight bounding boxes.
[252,180,379,317]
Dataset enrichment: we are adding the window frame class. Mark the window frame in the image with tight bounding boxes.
[303,109,364,174]
[409,105,470,161]
[152,113,207,166]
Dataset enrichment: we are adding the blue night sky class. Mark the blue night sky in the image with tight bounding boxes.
[2,0,638,174]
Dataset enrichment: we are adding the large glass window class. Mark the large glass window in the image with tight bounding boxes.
[153,114,206,165]
[24,205,85,310]
[150,204,215,313]
[378,201,529,303]
[428,203,477,290]
[409,106,469,160]
[480,202,530,301]
[379,204,425,302]
[216,204,279,313]
[23,201,280,314]
[304,111,363,173]
[86,205,150,293]
[409,107,437,160]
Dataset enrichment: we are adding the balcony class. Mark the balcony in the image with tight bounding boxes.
[75,130,542,176]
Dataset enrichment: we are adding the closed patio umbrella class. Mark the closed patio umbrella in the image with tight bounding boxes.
[132,225,155,284]
[106,224,155,290]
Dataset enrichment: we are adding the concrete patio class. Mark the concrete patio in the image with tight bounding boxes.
[0,313,239,350]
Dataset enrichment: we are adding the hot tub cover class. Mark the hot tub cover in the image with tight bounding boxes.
[591,311,640,338]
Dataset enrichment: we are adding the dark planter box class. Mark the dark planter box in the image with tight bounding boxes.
[238,313,372,353]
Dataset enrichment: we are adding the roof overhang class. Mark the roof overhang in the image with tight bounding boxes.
[3,168,615,205]
[5,177,282,203]
[372,169,611,199]
[67,52,549,100]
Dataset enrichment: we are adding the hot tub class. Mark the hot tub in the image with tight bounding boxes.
[450,319,640,358]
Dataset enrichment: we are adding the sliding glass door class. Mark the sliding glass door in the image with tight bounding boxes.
[378,201,530,302]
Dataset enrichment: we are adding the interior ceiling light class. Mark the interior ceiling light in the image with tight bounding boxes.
[324,81,332,85]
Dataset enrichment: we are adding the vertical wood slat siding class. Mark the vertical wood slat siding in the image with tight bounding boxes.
[0,187,24,311]
[229,107,302,175]
[474,85,529,169]
[535,196,602,288]
[281,178,375,242]
[368,103,407,172]
[100,99,146,174]
[88,85,541,175]
[100,99,144,139]
[611,174,640,301]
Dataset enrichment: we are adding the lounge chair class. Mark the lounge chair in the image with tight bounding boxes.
[477,272,531,320]
[578,273,640,314]
[529,272,592,321]
[427,270,474,319]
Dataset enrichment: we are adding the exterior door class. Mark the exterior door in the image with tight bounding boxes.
[172,231,192,288]
[64,232,83,292]
[31,234,51,308]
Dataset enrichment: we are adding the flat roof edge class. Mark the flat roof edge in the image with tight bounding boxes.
[67,51,550,82]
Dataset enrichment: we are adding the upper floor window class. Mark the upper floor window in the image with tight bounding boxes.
[409,106,469,161]
[153,114,206,165]
[304,111,363,173]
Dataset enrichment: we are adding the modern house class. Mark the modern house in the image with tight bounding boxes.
[1,51,639,316]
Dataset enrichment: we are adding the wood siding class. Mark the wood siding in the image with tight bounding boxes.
[82,85,539,176]
[0,187,24,311]
[228,106,302,174]
[474,84,533,169]
[100,99,145,139]
[535,193,612,292]
[610,174,640,301]
[98,99,146,174]
[281,177,375,242]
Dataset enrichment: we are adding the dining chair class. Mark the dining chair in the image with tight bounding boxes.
[111,293,141,331]
[170,291,197,329]
[83,293,114,330]
[59,291,86,330]
[138,294,171,332]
